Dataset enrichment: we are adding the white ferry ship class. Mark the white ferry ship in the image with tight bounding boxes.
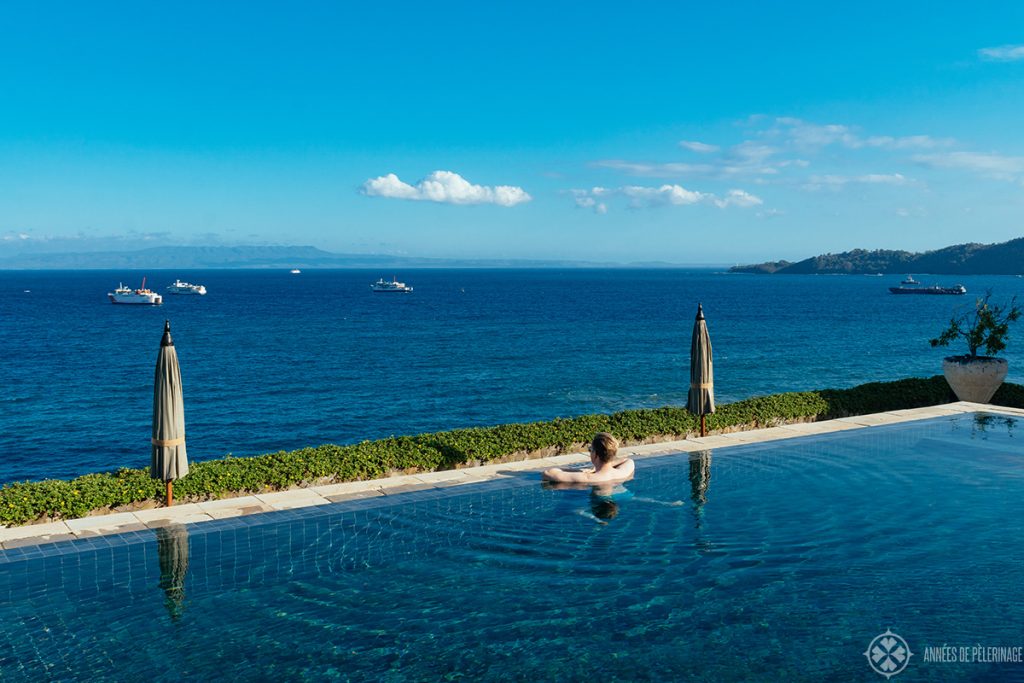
[109,278,163,305]
[371,277,413,293]
[166,279,207,295]
[290,269,302,274]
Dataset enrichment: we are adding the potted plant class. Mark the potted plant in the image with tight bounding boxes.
[930,291,1021,403]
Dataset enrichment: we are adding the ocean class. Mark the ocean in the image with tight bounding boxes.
[2,269,1022,484]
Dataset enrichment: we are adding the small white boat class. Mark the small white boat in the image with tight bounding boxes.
[109,278,162,305]
[371,277,413,293]
[290,269,302,274]
[166,279,207,295]
[901,275,920,285]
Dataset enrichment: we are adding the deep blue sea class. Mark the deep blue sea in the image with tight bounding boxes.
[2,269,1023,484]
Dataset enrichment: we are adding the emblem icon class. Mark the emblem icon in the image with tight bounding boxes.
[864,629,913,678]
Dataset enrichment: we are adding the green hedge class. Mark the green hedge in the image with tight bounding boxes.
[1,376,1019,526]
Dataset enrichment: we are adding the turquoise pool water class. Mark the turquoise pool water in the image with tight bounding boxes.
[2,413,1023,681]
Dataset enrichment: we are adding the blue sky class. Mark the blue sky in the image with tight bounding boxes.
[2,1,1024,263]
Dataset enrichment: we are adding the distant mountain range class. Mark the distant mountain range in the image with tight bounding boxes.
[0,245,624,270]
[730,237,1024,275]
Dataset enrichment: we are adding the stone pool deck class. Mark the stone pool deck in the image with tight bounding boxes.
[2,401,1021,550]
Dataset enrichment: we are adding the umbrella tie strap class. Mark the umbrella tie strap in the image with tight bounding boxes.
[152,437,185,447]
[690,383,713,389]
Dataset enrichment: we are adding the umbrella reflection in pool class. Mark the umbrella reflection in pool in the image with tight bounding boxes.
[156,524,190,621]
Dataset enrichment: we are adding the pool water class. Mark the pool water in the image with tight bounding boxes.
[2,413,1023,681]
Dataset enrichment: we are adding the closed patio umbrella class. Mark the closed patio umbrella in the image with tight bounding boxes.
[152,320,188,506]
[687,303,715,437]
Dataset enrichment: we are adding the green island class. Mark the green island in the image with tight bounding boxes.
[731,236,1024,275]
[3,375,1022,527]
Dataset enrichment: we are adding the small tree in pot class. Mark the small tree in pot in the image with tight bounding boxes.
[930,291,1021,403]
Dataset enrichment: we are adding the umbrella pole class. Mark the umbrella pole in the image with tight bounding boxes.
[166,480,173,507]
[700,414,706,438]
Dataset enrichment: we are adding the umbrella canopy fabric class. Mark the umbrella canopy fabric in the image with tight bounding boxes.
[156,524,190,621]
[687,303,715,417]
[152,320,188,482]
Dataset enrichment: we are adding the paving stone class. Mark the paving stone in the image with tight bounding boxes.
[2,533,78,549]
[0,521,72,543]
[65,512,140,532]
[325,490,386,503]
[72,523,149,538]
[380,483,435,495]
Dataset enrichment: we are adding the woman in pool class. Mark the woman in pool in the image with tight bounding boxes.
[541,432,635,484]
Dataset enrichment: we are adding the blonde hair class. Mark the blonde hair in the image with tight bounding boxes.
[590,432,620,464]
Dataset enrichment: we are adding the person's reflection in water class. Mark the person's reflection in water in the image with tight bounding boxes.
[544,481,683,526]
[588,483,635,523]
[156,524,190,622]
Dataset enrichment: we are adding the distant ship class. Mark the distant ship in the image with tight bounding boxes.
[166,279,207,295]
[371,277,413,293]
[889,275,966,295]
[290,269,301,274]
[109,278,163,305]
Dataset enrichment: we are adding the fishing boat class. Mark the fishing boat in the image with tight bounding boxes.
[109,278,163,305]
[371,277,413,293]
[166,279,207,295]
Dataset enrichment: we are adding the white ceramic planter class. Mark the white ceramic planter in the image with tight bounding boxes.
[941,356,1008,403]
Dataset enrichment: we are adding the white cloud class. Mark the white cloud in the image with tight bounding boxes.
[912,151,1024,180]
[774,118,860,149]
[979,44,1024,62]
[862,134,953,150]
[679,140,720,153]
[569,185,762,211]
[621,184,710,207]
[802,173,910,190]
[569,190,608,214]
[593,160,716,177]
[772,118,951,151]
[713,189,764,208]
[360,171,531,207]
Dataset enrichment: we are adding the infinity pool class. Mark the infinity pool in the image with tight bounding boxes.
[2,413,1023,681]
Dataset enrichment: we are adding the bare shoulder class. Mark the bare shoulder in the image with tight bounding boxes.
[613,458,635,476]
